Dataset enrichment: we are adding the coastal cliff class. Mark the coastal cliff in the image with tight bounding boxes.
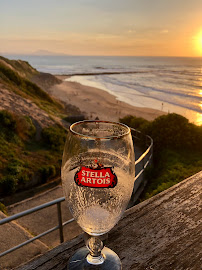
[0,56,79,199]
[0,55,63,129]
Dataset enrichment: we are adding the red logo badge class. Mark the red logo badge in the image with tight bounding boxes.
[74,164,117,188]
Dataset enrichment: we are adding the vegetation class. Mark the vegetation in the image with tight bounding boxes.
[0,202,7,215]
[0,56,81,200]
[120,114,202,201]
[64,115,86,124]
[0,62,64,117]
[0,110,67,196]
[0,55,38,78]
[42,125,66,151]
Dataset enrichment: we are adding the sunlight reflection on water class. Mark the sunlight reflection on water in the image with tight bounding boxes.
[184,109,202,126]
[195,111,202,126]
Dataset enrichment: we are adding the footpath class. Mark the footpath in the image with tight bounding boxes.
[0,185,82,269]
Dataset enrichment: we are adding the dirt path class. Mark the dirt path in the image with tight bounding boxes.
[0,211,49,270]
[7,186,82,248]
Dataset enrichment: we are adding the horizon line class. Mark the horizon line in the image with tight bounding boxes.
[1,53,202,58]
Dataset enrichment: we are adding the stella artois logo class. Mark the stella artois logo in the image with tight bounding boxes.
[74,160,117,188]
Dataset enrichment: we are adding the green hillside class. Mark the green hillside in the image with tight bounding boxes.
[0,55,38,78]
[0,56,64,117]
[120,114,202,201]
[0,56,80,203]
[0,110,66,197]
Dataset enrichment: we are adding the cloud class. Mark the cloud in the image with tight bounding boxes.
[95,33,122,40]
[127,29,136,34]
[161,29,169,33]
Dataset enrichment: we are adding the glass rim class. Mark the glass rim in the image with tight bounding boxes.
[69,120,131,140]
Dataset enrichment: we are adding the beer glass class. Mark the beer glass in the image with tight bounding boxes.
[61,120,135,269]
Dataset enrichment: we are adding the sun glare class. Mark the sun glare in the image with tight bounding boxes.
[194,30,202,56]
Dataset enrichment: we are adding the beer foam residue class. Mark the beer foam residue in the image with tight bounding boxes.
[78,205,111,235]
[81,205,110,222]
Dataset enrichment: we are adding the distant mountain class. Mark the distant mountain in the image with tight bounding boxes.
[32,50,68,56]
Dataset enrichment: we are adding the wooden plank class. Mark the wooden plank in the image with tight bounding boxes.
[16,171,202,270]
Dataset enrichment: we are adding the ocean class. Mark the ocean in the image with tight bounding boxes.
[5,55,202,125]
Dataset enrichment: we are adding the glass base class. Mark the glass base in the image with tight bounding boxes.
[68,247,122,270]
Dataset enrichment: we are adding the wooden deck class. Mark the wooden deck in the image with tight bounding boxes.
[16,171,202,270]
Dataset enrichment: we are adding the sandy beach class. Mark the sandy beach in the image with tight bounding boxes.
[50,75,166,122]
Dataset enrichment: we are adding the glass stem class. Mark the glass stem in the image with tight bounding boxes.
[85,234,105,265]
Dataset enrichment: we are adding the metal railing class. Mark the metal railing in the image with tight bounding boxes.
[131,128,153,181]
[0,197,68,257]
[0,128,153,258]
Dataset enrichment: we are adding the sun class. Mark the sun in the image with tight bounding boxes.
[194,30,202,56]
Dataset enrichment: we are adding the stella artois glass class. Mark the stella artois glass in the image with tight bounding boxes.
[61,120,135,269]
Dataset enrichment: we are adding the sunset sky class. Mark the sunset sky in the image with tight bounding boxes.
[0,0,202,56]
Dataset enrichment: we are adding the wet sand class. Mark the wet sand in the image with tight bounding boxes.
[50,75,166,122]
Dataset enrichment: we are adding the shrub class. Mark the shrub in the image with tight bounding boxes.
[0,139,16,159]
[15,115,36,139]
[64,115,86,124]
[24,116,36,138]
[147,114,191,152]
[121,113,202,201]
[121,113,202,154]
[120,115,149,132]
[0,202,7,215]
[41,125,66,151]
[6,159,24,175]
[18,173,30,185]
[39,165,56,183]
[0,110,16,131]
[0,175,18,194]
[0,64,23,86]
